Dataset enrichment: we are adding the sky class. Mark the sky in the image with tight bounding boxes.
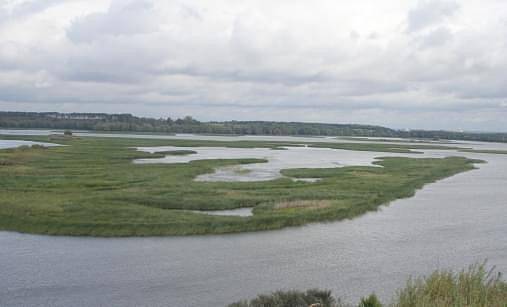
[1,0,507,131]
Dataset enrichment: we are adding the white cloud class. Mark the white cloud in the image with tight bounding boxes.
[67,0,159,43]
[0,0,507,131]
[406,0,459,32]
[418,26,453,48]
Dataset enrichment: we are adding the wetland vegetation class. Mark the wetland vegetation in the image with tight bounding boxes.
[0,135,481,236]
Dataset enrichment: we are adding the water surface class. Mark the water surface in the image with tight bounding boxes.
[0,129,479,147]
[0,134,506,307]
[191,208,253,217]
[135,146,456,182]
[0,139,58,149]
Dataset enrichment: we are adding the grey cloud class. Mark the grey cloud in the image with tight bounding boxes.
[67,0,157,43]
[349,31,360,40]
[61,70,141,84]
[367,32,379,40]
[1,0,507,131]
[418,27,453,48]
[407,0,459,32]
[445,77,507,99]
[178,4,202,20]
[0,0,64,24]
[151,65,331,86]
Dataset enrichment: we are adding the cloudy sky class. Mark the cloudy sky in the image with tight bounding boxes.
[1,0,507,131]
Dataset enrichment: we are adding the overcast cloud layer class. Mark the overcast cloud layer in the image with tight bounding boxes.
[1,0,507,131]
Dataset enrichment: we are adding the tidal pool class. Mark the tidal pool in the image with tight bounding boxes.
[0,139,58,149]
[135,145,468,182]
[191,207,253,217]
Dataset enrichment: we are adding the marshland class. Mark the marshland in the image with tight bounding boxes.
[0,134,481,236]
[1,132,506,306]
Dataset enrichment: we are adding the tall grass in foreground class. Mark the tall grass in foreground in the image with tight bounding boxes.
[394,263,507,307]
[227,263,507,307]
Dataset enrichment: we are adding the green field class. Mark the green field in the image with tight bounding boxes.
[0,135,481,236]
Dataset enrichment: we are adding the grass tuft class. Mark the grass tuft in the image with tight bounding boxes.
[394,262,507,307]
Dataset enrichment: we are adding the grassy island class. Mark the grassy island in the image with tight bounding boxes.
[0,135,481,236]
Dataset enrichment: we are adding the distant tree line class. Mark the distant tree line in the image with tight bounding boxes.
[1,111,506,142]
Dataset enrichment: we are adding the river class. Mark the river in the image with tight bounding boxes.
[0,133,506,306]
